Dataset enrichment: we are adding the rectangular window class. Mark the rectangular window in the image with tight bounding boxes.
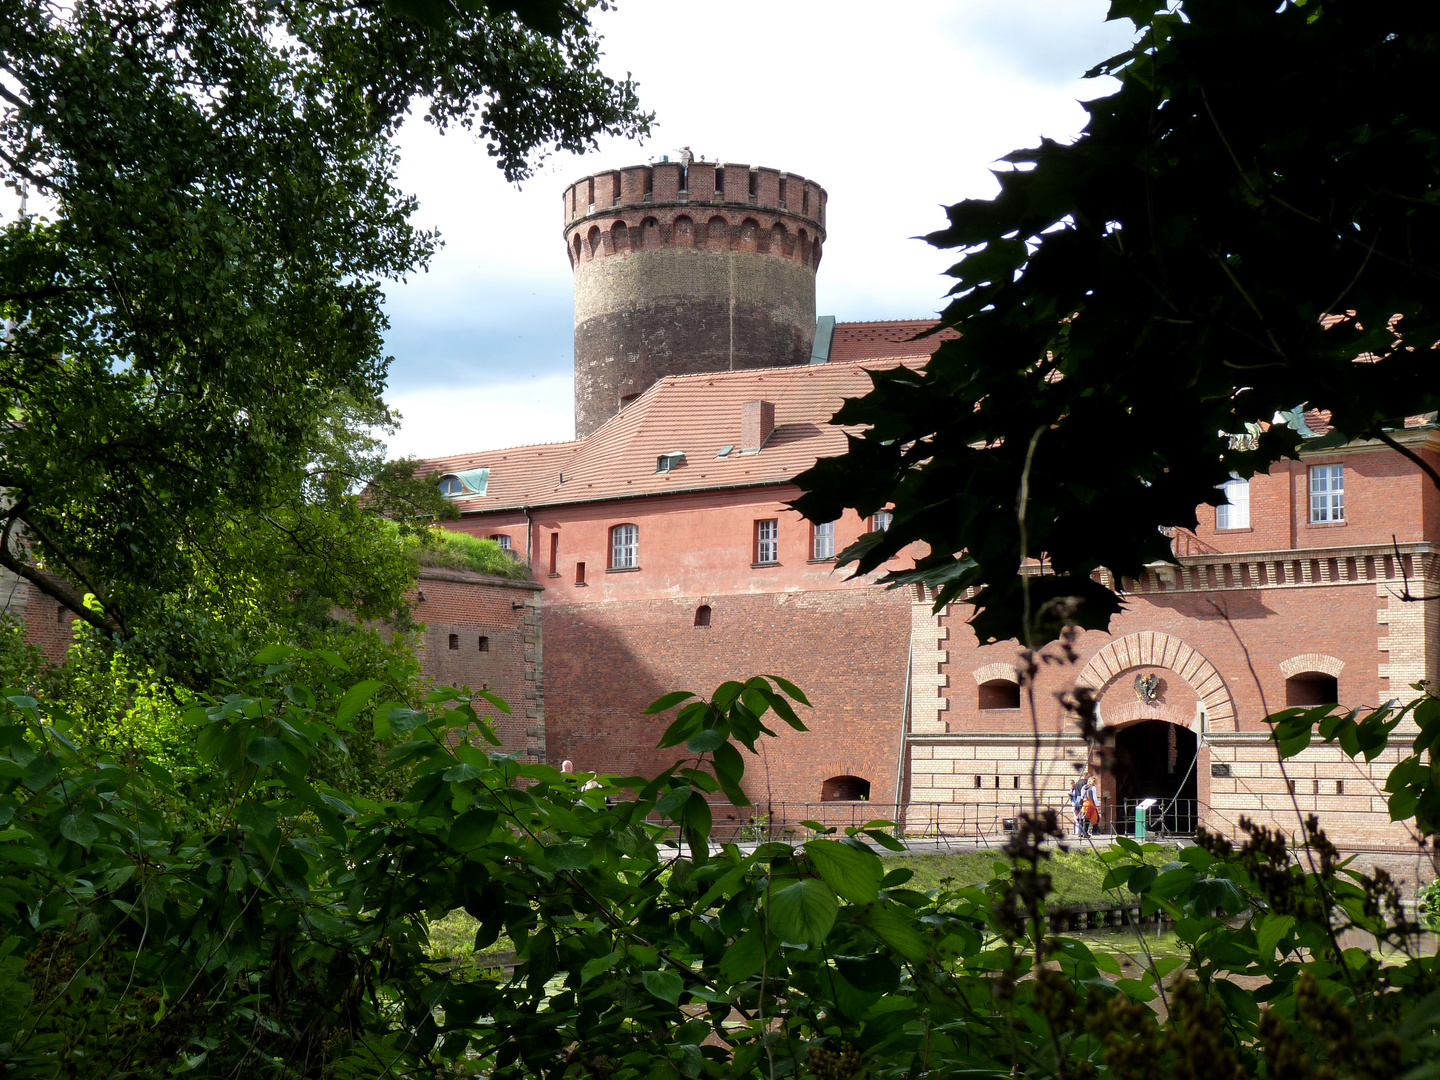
[1309,464,1345,523]
[549,533,559,575]
[812,520,835,560]
[491,534,511,551]
[575,561,586,585]
[870,510,893,533]
[610,523,638,569]
[1216,476,1250,529]
[755,519,778,564]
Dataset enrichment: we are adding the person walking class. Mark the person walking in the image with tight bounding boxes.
[1080,773,1100,838]
[1069,777,1086,839]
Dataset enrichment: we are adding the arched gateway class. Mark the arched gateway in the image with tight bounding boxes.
[1076,632,1231,836]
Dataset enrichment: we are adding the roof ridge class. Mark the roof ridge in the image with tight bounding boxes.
[655,356,911,385]
[833,317,942,326]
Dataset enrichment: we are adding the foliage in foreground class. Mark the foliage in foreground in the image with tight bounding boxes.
[2,658,1439,1078]
[795,0,1440,644]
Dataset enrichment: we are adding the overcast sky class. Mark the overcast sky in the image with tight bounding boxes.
[380,0,1138,460]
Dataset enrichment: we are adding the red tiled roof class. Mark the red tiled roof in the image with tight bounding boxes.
[418,358,922,513]
[1302,408,1334,436]
[829,319,958,361]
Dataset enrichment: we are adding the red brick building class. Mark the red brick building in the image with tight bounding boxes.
[419,161,1437,853]
[910,417,1439,850]
[420,353,934,818]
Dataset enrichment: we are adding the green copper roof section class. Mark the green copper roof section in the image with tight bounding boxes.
[810,315,835,363]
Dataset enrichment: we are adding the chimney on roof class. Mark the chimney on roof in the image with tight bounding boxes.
[741,400,775,453]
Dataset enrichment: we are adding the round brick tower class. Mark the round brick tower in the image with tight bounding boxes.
[563,161,827,437]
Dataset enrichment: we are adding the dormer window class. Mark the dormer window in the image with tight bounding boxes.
[656,451,685,473]
[437,468,489,499]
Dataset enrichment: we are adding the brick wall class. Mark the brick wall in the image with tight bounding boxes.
[916,533,1440,850]
[545,586,911,812]
[410,570,545,761]
[18,579,76,667]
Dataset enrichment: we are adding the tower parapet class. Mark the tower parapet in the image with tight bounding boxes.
[564,162,827,438]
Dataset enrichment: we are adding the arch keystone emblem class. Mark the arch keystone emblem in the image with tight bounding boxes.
[1078,632,1235,731]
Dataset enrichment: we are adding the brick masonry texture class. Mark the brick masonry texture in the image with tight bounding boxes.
[409,571,545,762]
[916,436,1440,852]
[545,586,911,812]
[16,574,76,667]
[564,162,825,438]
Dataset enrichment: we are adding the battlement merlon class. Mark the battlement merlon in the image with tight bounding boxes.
[563,163,826,231]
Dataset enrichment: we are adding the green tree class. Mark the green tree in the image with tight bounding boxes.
[795,0,1440,644]
[4,663,1437,1078]
[0,0,650,640]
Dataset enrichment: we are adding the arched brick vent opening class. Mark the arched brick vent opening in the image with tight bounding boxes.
[1286,672,1338,706]
[694,605,711,628]
[978,679,1021,710]
[821,775,870,802]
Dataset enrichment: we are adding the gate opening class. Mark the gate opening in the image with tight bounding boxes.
[1110,720,1198,834]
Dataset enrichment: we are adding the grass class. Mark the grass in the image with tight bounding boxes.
[888,847,1180,907]
[422,848,1181,963]
[410,527,530,580]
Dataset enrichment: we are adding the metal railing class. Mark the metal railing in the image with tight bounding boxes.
[648,798,1203,846]
[1113,798,1200,839]
[668,800,1029,846]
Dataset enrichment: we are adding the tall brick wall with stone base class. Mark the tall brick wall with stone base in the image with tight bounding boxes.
[907,540,1440,853]
[544,586,911,811]
[411,570,545,762]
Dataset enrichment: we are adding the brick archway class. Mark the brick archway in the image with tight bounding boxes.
[1077,632,1236,731]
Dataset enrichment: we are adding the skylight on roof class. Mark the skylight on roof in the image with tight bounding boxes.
[716,445,734,458]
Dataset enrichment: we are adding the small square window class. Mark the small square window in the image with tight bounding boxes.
[870,510,893,533]
[1309,464,1344,523]
[755,519,778,564]
[490,534,511,551]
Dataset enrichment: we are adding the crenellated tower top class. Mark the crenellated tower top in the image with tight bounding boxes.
[563,162,827,438]
[563,162,826,270]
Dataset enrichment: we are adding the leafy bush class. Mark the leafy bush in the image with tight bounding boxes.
[2,659,1438,1078]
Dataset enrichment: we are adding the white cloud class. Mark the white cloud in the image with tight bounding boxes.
[379,0,1135,459]
[384,374,574,460]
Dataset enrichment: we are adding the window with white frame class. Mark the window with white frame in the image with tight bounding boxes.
[490,534,511,551]
[1216,476,1250,530]
[755,519,778,564]
[1309,464,1345,523]
[812,520,835,560]
[609,523,639,569]
[870,510,893,533]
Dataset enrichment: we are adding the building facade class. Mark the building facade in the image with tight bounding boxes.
[411,166,1440,854]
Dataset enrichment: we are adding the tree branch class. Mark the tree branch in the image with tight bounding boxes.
[0,501,121,638]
